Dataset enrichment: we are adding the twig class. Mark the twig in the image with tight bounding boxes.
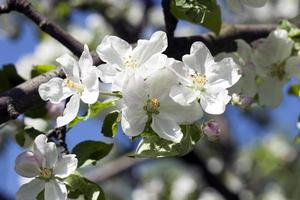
[47,126,69,154]
[161,0,178,39]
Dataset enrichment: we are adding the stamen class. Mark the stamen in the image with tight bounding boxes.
[144,98,160,114]
[124,56,138,69]
[191,73,207,90]
[270,63,285,80]
[64,79,84,93]
[40,168,52,179]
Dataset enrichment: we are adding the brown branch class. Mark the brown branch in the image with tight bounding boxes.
[162,0,178,39]
[0,1,276,124]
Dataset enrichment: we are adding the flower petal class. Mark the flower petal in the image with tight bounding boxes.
[257,77,284,107]
[123,74,147,106]
[78,44,93,72]
[56,94,81,127]
[285,56,300,79]
[80,66,99,104]
[54,154,78,178]
[97,64,119,83]
[182,42,214,74]
[96,35,132,67]
[33,134,58,169]
[45,179,67,200]
[200,88,231,115]
[236,39,253,63]
[169,84,199,106]
[15,151,41,178]
[132,31,167,65]
[151,115,183,143]
[16,178,45,200]
[207,57,242,89]
[39,78,75,104]
[121,106,148,137]
[138,54,167,78]
[56,54,80,83]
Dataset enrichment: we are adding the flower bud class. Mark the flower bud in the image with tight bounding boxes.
[231,93,253,109]
[203,121,221,142]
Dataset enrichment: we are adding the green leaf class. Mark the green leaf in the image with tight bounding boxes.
[24,103,48,118]
[2,64,25,86]
[69,101,114,128]
[24,126,45,139]
[15,127,44,147]
[64,174,105,200]
[294,134,300,144]
[279,20,300,38]
[15,130,26,147]
[72,141,113,167]
[101,111,119,137]
[171,0,221,34]
[288,84,300,97]
[31,64,57,78]
[131,123,202,158]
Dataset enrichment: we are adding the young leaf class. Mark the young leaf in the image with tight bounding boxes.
[64,174,105,200]
[171,0,221,34]
[72,141,113,167]
[31,64,57,78]
[69,101,114,128]
[101,111,119,138]
[288,84,300,97]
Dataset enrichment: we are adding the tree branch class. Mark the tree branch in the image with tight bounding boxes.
[162,0,178,39]
[0,1,275,124]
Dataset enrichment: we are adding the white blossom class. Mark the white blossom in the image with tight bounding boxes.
[96,31,168,91]
[252,29,300,106]
[15,135,78,200]
[227,0,268,12]
[121,61,202,143]
[38,45,99,127]
[170,42,241,115]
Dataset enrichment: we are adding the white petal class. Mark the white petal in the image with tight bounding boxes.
[207,57,241,89]
[45,179,67,200]
[39,78,75,104]
[151,115,183,143]
[227,0,243,12]
[236,39,253,63]
[183,42,214,74]
[169,85,199,106]
[123,74,147,106]
[97,64,119,83]
[241,0,267,7]
[111,71,127,91]
[258,78,284,107]
[138,54,167,78]
[33,135,58,169]
[200,88,231,115]
[80,66,99,104]
[54,154,78,178]
[78,44,93,72]
[96,35,132,67]
[121,107,148,137]
[16,178,45,200]
[285,56,300,79]
[56,94,81,127]
[132,31,167,65]
[56,54,80,83]
[253,29,293,72]
[15,151,41,178]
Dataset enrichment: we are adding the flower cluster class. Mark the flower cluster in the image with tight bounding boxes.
[229,29,300,107]
[15,135,78,200]
[39,31,241,143]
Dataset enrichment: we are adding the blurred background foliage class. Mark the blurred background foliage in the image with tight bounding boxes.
[1,0,300,200]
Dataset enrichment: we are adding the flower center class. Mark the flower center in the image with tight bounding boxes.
[64,79,84,93]
[40,168,52,179]
[191,73,207,90]
[144,98,160,114]
[124,56,138,69]
[270,63,285,80]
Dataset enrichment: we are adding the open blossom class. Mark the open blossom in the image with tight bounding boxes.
[121,60,202,143]
[169,42,241,115]
[15,135,78,200]
[96,31,167,91]
[252,29,300,106]
[38,45,99,127]
[227,0,267,12]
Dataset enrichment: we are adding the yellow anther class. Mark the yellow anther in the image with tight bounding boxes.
[191,73,207,90]
[64,79,84,93]
[124,56,138,69]
[144,98,160,114]
[40,168,52,179]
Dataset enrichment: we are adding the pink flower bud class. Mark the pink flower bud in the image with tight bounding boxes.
[203,121,221,142]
